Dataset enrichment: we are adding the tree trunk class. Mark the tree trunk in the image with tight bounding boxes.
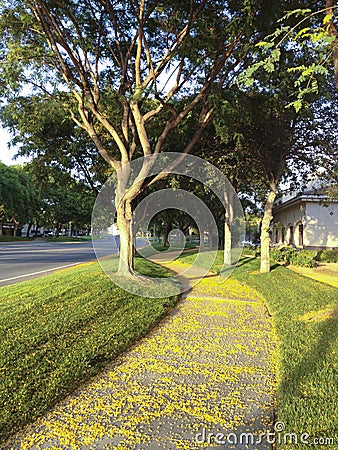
[188,226,193,244]
[116,200,135,276]
[209,232,218,249]
[260,181,277,273]
[13,219,20,236]
[224,221,232,264]
[55,223,62,238]
[26,222,33,237]
[199,232,203,249]
[0,208,3,235]
[224,189,234,265]
[162,221,172,247]
[34,225,40,237]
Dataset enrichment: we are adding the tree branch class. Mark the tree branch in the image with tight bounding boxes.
[326,0,338,89]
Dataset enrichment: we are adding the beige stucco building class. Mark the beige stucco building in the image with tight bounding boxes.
[273,188,338,250]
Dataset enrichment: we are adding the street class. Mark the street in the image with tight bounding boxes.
[0,238,116,287]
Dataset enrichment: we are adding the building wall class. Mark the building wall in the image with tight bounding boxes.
[273,202,305,247]
[273,200,338,249]
[304,202,338,249]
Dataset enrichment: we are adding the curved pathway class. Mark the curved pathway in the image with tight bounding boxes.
[4,260,276,450]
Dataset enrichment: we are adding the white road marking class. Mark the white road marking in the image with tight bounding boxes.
[0,261,88,283]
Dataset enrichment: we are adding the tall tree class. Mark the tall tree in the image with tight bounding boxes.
[0,95,112,194]
[216,90,337,272]
[0,163,39,235]
[28,165,95,237]
[213,89,332,272]
[0,0,279,276]
[225,0,338,271]
[326,0,338,88]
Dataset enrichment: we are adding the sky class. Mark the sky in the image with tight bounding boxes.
[0,127,30,166]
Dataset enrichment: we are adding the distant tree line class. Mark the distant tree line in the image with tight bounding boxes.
[0,163,94,237]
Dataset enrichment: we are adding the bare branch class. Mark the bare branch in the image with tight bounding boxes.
[148,102,214,186]
[130,99,152,156]
[135,0,145,88]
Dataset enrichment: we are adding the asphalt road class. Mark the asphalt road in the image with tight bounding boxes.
[0,237,124,287]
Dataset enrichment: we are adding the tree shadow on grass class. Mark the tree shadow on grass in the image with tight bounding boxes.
[233,257,258,269]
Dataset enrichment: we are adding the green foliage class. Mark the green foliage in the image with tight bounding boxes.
[269,245,293,263]
[238,6,336,111]
[316,249,338,263]
[242,245,260,257]
[213,89,298,188]
[0,0,283,166]
[289,249,318,267]
[270,245,317,267]
[0,95,104,188]
[0,160,95,236]
[0,163,40,227]
[29,165,95,234]
[0,259,177,442]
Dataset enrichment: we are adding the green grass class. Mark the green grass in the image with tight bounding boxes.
[141,241,198,253]
[0,236,35,242]
[0,259,177,443]
[178,250,338,447]
[46,235,91,242]
[231,259,338,448]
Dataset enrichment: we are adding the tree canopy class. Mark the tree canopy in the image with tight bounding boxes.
[239,1,338,109]
[1,0,336,274]
[0,0,280,273]
[0,0,268,169]
[0,163,39,234]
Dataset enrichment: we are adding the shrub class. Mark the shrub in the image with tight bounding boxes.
[242,245,260,257]
[270,245,294,263]
[315,250,323,261]
[270,246,317,268]
[317,249,338,263]
[289,249,317,267]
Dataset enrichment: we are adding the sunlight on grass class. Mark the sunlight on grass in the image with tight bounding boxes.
[4,255,276,450]
[288,263,338,288]
[297,306,338,322]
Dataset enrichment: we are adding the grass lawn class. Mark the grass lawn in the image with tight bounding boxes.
[0,258,177,443]
[288,262,338,288]
[0,236,35,242]
[141,241,198,254]
[179,251,338,448]
[46,236,91,242]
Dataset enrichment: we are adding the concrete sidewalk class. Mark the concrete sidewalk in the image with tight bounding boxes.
[4,261,276,450]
